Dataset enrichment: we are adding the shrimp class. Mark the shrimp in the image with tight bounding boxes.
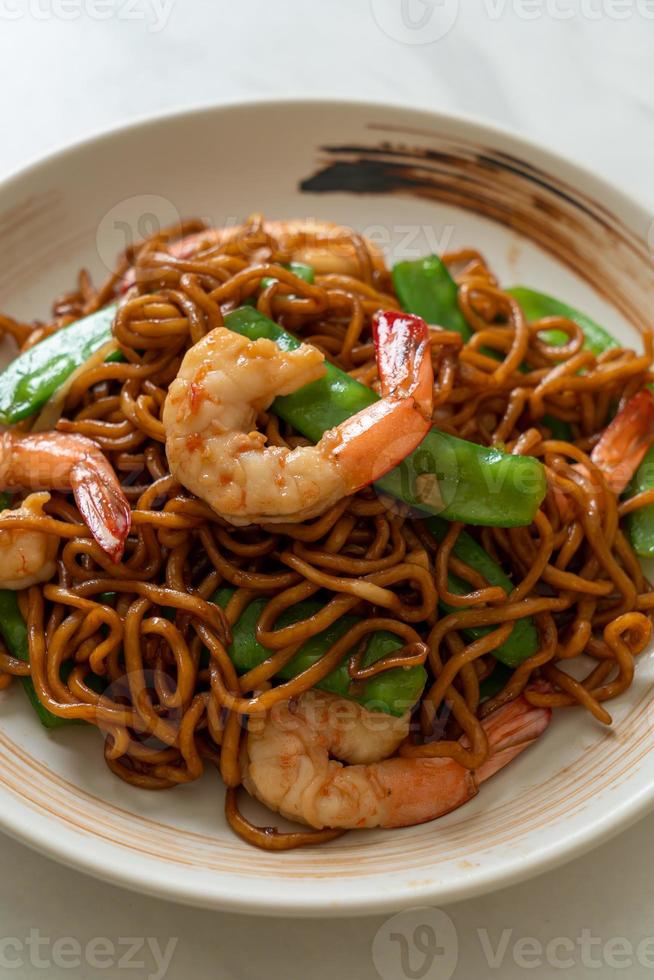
[167,218,386,278]
[554,389,654,522]
[242,689,551,830]
[163,311,433,526]
[0,431,131,576]
[0,493,58,588]
[590,389,654,494]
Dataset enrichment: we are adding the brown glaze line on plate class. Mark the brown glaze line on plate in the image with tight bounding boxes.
[300,130,654,339]
[1,124,652,885]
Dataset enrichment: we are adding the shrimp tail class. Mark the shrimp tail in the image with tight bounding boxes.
[590,389,654,494]
[0,431,131,564]
[476,691,552,784]
[244,689,551,832]
[373,310,433,418]
[70,460,131,563]
[330,311,434,491]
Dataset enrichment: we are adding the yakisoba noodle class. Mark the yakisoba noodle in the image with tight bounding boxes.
[0,215,652,848]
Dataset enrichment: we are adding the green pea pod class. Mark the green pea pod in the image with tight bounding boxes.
[260,261,315,291]
[508,287,619,357]
[0,591,72,729]
[426,517,537,667]
[392,268,593,447]
[225,307,546,526]
[541,414,573,441]
[479,663,513,702]
[626,444,654,557]
[511,285,654,557]
[213,588,426,716]
[0,306,121,424]
[392,256,471,339]
[0,297,545,525]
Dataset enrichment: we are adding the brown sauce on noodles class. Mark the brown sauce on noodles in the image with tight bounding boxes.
[0,215,652,849]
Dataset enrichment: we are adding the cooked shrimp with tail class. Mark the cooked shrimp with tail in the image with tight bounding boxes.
[590,389,654,494]
[0,431,131,587]
[242,689,551,830]
[555,389,654,522]
[163,311,434,525]
[167,218,386,278]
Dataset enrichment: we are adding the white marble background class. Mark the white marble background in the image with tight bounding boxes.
[1,2,653,977]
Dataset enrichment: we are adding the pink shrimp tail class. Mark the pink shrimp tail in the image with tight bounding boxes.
[476,689,551,784]
[71,462,131,563]
[373,311,433,417]
[590,389,654,494]
[331,311,434,492]
[0,431,131,564]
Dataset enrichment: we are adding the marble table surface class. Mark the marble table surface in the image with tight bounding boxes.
[1,3,653,977]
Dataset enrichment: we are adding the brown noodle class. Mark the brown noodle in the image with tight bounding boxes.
[0,215,653,848]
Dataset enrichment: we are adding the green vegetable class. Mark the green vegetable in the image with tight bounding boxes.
[626,445,654,557]
[0,591,70,729]
[260,261,315,291]
[392,256,471,339]
[508,287,618,357]
[426,517,537,668]
[0,306,121,425]
[225,307,546,527]
[213,588,426,716]
[479,663,513,702]
[0,295,545,526]
[510,286,654,556]
[541,414,573,441]
[392,268,603,447]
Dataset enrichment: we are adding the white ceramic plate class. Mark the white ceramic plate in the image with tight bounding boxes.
[1,99,653,917]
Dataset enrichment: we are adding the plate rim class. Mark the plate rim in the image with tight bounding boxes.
[0,96,653,916]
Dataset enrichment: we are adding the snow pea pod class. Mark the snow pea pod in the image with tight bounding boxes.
[0,306,121,425]
[0,591,71,728]
[479,663,513,702]
[625,445,654,557]
[510,286,654,556]
[212,588,427,716]
[0,262,314,424]
[508,287,619,356]
[0,302,546,526]
[392,266,600,445]
[260,261,314,291]
[426,517,538,668]
[225,307,546,527]
[392,255,471,339]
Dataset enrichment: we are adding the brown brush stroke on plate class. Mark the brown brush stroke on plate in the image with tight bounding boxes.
[300,126,654,339]
[1,121,653,890]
